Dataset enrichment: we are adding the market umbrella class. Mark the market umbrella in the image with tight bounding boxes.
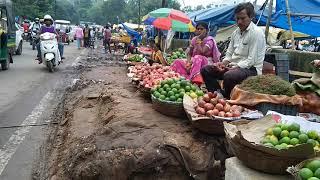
[143,8,195,32]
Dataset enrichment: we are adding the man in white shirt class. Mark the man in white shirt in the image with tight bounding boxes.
[201,2,266,98]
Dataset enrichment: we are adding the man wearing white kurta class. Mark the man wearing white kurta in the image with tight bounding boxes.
[201,2,266,98]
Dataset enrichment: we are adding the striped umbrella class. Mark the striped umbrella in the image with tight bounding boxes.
[143,8,195,32]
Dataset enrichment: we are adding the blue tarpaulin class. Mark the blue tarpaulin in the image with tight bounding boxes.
[121,23,142,44]
[258,0,320,37]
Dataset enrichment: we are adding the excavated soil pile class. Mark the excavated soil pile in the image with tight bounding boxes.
[46,50,232,180]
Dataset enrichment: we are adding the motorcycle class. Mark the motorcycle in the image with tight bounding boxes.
[39,32,61,72]
[23,29,30,41]
[30,30,39,50]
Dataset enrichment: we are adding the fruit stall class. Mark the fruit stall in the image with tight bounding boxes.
[124,51,320,179]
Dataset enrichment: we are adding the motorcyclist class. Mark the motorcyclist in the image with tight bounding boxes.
[36,15,58,63]
[29,18,41,32]
[22,20,29,32]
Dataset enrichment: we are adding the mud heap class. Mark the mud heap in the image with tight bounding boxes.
[44,49,232,180]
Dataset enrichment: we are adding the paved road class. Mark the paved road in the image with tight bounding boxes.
[0,41,86,179]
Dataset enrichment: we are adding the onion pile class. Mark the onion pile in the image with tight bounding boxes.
[195,92,244,118]
[131,64,180,88]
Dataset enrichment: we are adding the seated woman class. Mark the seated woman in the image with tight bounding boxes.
[148,42,168,66]
[171,21,221,85]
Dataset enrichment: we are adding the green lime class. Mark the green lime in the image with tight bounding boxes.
[308,177,320,180]
[165,97,170,101]
[161,80,167,86]
[165,87,171,92]
[190,92,197,99]
[306,160,320,172]
[151,88,156,94]
[273,127,282,137]
[275,144,285,150]
[185,92,190,96]
[299,134,309,143]
[314,168,320,178]
[185,86,191,92]
[175,93,180,99]
[159,88,164,93]
[161,91,167,96]
[172,88,178,94]
[280,124,289,131]
[179,92,185,98]
[171,83,176,89]
[308,131,319,140]
[266,128,273,136]
[196,90,204,97]
[163,84,170,89]
[159,95,166,100]
[280,130,290,138]
[177,98,183,103]
[264,142,274,148]
[167,79,174,85]
[299,168,314,180]
[191,85,197,92]
[180,80,188,87]
[307,139,318,147]
[275,123,283,128]
[179,89,185,93]
[289,131,300,139]
[288,123,300,132]
[154,92,161,98]
[261,137,271,144]
[167,91,174,97]
[175,84,181,89]
[290,138,300,145]
[279,137,291,144]
[269,135,279,146]
[169,95,176,101]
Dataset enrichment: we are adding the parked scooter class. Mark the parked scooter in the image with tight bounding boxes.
[39,32,61,72]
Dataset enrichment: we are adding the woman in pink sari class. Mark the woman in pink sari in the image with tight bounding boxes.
[171,22,221,85]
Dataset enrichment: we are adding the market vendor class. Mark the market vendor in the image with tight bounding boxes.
[201,2,266,98]
[148,42,168,66]
[171,21,221,85]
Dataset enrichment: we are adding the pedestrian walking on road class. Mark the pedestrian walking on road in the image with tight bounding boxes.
[83,24,90,48]
[75,24,84,49]
[103,25,112,53]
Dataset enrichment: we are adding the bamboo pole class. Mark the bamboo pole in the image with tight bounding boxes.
[285,0,295,49]
[265,0,272,42]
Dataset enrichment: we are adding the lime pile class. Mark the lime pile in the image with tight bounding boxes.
[128,54,143,62]
[167,49,187,65]
[299,160,320,180]
[261,123,320,151]
[151,78,204,103]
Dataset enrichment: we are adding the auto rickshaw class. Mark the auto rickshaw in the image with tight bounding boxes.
[0,0,16,70]
[55,20,71,44]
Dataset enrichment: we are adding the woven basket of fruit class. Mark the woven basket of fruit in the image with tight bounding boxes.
[229,75,302,115]
[287,157,320,180]
[183,92,247,135]
[224,116,317,174]
[151,78,205,118]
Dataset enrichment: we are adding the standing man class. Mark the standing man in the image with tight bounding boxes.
[201,2,266,98]
[103,25,112,53]
[83,24,90,48]
[74,24,84,49]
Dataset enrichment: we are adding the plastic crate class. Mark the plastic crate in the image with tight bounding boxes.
[255,102,298,115]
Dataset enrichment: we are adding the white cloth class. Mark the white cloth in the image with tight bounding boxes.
[223,22,266,75]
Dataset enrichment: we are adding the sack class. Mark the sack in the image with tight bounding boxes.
[298,91,320,115]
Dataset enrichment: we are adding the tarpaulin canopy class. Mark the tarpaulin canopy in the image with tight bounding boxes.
[189,5,237,27]
[257,0,320,37]
[121,23,141,42]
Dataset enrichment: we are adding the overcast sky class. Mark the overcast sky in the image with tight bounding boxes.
[178,0,267,7]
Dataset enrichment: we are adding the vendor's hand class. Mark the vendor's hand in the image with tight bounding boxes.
[198,31,207,40]
[311,60,320,68]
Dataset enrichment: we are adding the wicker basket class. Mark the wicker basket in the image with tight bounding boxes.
[256,102,298,115]
[151,94,185,118]
[287,157,320,180]
[139,85,152,99]
[183,95,250,135]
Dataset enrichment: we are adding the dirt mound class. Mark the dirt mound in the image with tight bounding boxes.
[44,48,231,180]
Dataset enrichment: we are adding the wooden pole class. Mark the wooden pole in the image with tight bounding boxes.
[285,0,295,49]
[265,0,272,42]
[138,0,141,30]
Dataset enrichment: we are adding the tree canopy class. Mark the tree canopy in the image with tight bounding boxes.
[12,0,182,25]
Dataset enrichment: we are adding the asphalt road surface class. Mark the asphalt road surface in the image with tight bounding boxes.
[0,41,86,180]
